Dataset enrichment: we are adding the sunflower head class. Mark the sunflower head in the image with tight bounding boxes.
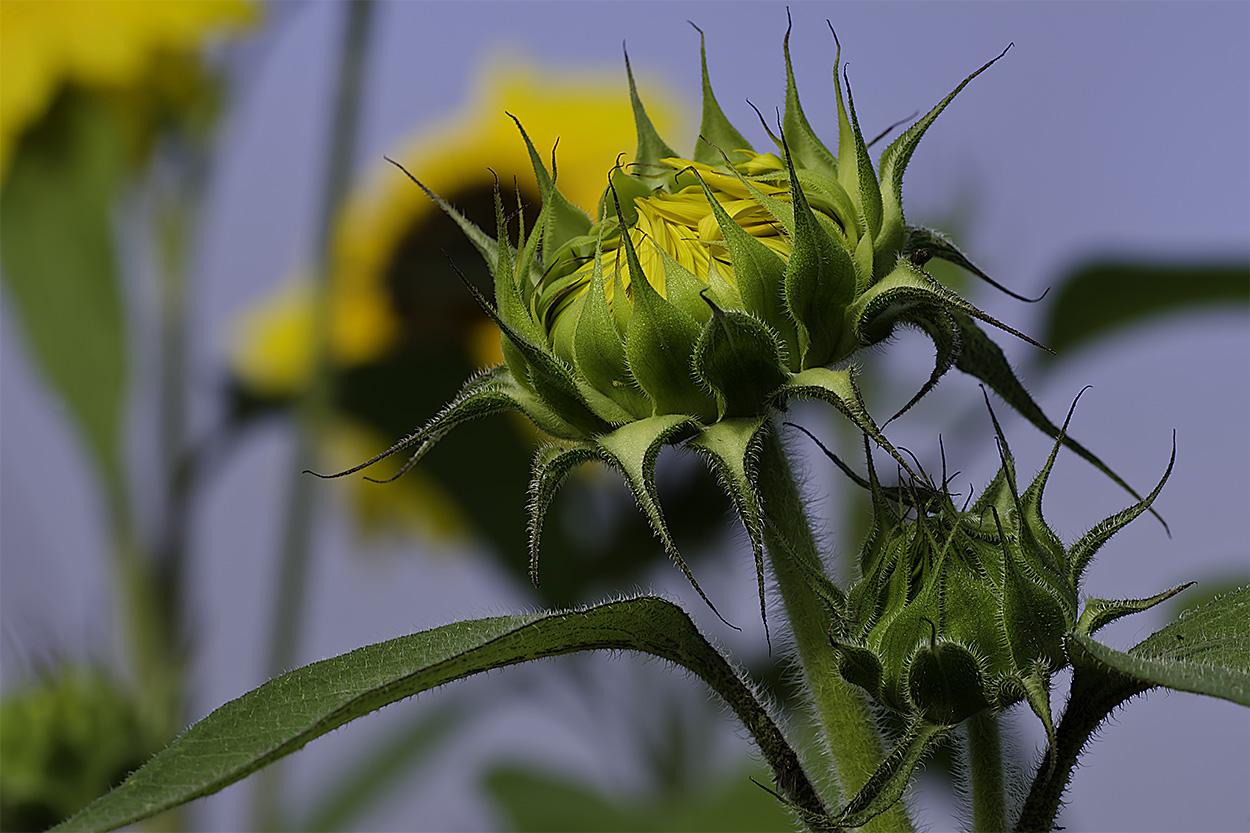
[326,20,1041,625]
[829,399,1182,734]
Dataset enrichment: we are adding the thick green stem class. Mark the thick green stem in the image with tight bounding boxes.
[966,711,1006,833]
[756,427,912,833]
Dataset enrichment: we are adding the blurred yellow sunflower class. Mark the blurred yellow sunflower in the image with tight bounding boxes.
[230,56,688,542]
[0,0,255,177]
[232,56,686,396]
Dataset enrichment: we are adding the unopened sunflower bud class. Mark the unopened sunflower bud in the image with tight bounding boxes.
[832,404,1183,733]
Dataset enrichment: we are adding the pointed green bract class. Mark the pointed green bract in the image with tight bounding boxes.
[624,46,679,188]
[688,416,771,638]
[877,45,1012,269]
[691,23,752,167]
[527,443,602,584]
[825,409,1181,750]
[694,305,788,419]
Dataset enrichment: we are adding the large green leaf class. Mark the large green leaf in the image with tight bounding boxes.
[52,597,824,833]
[0,91,128,487]
[1070,584,1250,706]
[1040,260,1249,357]
[1017,588,1249,831]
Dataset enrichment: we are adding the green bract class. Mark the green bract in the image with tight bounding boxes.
[323,21,1138,625]
[828,401,1185,743]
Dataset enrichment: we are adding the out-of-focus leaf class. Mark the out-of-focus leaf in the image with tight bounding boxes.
[1040,260,1249,357]
[485,760,795,832]
[51,597,822,833]
[0,91,127,485]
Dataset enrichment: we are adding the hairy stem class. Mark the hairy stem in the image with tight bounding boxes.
[966,711,1006,832]
[755,427,912,832]
[1015,665,1150,832]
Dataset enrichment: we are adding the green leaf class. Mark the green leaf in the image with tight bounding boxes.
[1040,260,1250,356]
[52,597,826,833]
[0,92,127,487]
[1067,586,1250,707]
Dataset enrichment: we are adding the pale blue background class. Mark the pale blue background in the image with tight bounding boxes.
[2,2,1247,831]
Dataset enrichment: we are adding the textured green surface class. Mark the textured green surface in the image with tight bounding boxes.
[53,597,816,833]
[1070,585,1250,706]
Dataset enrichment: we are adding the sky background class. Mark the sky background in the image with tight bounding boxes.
[2,2,1248,831]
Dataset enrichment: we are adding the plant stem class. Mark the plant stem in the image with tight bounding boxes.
[1015,664,1150,832]
[253,2,373,829]
[966,711,1006,832]
[755,426,912,833]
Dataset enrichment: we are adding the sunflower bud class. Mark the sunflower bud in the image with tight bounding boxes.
[325,19,1068,627]
[832,402,1184,734]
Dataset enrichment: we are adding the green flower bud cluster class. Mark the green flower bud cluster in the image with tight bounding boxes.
[831,403,1183,735]
[326,19,1135,629]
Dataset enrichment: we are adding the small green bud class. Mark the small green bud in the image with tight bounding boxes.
[832,404,1176,729]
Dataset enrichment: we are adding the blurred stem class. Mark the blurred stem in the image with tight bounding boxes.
[966,711,1006,833]
[756,428,912,833]
[254,2,374,829]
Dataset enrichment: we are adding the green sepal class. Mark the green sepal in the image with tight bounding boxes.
[385,158,499,271]
[1000,528,1070,671]
[598,167,651,226]
[1018,666,1058,773]
[834,642,884,701]
[950,311,1166,531]
[836,69,884,253]
[1076,583,1195,638]
[877,45,1011,273]
[690,23,752,167]
[508,115,591,258]
[775,366,918,482]
[790,167,860,252]
[693,304,788,419]
[652,244,714,326]
[526,442,603,586]
[829,720,951,829]
[624,46,679,189]
[780,17,838,175]
[884,307,961,425]
[905,226,1040,302]
[488,186,547,354]
[618,212,717,421]
[1067,438,1176,587]
[572,273,652,420]
[310,366,575,486]
[687,416,771,639]
[780,134,857,367]
[906,641,993,725]
[594,416,730,622]
[849,260,1044,354]
[689,170,802,370]
[455,269,609,438]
